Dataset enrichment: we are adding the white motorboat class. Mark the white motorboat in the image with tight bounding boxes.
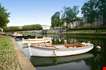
[22,38,94,57]
[29,44,93,57]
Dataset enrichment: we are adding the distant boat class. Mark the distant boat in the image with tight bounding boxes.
[22,38,94,57]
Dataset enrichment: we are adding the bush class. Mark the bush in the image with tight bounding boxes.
[6,24,43,32]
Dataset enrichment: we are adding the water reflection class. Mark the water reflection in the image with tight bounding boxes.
[30,53,94,70]
[30,53,94,67]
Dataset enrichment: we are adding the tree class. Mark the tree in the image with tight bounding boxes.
[51,12,63,27]
[81,0,105,26]
[98,0,106,26]
[0,4,9,30]
[22,24,42,30]
[81,0,97,24]
[6,26,22,32]
[62,6,79,28]
[6,24,43,32]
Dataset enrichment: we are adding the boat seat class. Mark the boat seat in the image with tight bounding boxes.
[64,43,85,48]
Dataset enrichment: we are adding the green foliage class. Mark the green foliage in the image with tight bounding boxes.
[6,24,43,32]
[6,26,22,32]
[51,12,63,27]
[0,4,9,30]
[81,0,104,25]
[23,24,42,30]
[62,6,79,24]
[51,6,79,28]
[0,36,21,70]
[81,0,97,23]
[100,0,106,26]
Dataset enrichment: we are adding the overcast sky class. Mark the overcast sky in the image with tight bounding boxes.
[0,0,86,26]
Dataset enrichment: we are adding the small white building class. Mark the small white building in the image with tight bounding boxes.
[42,25,50,30]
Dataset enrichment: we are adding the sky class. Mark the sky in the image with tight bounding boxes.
[0,0,86,26]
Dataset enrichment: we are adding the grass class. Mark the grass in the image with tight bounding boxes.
[0,35,21,70]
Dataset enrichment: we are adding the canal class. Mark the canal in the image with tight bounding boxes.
[16,34,106,70]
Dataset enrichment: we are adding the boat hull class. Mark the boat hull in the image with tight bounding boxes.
[28,43,94,57]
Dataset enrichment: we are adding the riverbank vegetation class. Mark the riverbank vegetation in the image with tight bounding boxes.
[5,24,43,32]
[0,4,9,31]
[47,27,106,35]
[0,36,21,70]
[66,27,106,34]
[51,0,105,29]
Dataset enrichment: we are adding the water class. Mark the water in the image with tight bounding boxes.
[30,54,94,70]
[16,34,106,70]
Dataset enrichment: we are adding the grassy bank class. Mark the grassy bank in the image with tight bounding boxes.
[47,28,106,34]
[65,28,106,34]
[0,36,21,70]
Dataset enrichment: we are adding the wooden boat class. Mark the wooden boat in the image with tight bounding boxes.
[22,38,94,57]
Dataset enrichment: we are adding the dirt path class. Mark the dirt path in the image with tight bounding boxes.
[12,38,35,70]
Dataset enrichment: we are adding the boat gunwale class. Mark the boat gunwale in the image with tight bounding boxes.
[30,44,93,51]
